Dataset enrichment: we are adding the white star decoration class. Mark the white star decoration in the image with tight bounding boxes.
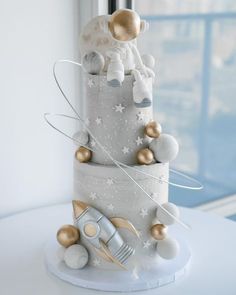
[88,78,95,88]
[93,258,100,266]
[114,104,125,113]
[132,267,139,280]
[122,146,130,154]
[100,79,107,88]
[151,192,158,199]
[90,139,96,147]
[95,117,102,125]
[135,136,143,146]
[106,178,114,185]
[89,192,97,200]
[136,111,145,121]
[85,118,90,126]
[158,175,164,184]
[140,208,148,218]
[143,240,151,249]
[107,204,114,211]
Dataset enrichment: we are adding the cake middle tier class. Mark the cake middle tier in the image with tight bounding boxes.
[85,73,153,165]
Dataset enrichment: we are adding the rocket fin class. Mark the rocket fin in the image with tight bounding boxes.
[110,217,140,238]
[99,239,127,270]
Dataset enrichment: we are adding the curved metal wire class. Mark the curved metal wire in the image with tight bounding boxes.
[45,59,204,230]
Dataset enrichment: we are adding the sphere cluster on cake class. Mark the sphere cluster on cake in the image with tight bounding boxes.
[48,9,191,291]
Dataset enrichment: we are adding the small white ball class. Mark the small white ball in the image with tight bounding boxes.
[73,130,89,146]
[149,134,179,163]
[82,51,105,74]
[57,246,66,261]
[156,237,179,259]
[64,244,89,269]
[156,202,180,225]
[142,54,155,69]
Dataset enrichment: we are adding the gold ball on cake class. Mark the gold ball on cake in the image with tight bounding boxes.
[144,121,162,138]
[57,225,80,248]
[75,147,92,163]
[109,9,141,41]
[137,148,154,165]
[150,224,168,240]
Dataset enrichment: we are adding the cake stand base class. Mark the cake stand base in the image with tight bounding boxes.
[44,235,191,292]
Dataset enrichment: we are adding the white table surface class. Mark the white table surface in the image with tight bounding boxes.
[1,203,236,295]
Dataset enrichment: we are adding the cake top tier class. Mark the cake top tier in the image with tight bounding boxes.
[84,73,153,165]
[74,9,179,168]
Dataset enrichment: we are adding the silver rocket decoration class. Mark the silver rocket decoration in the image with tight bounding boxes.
[72,200,139,269]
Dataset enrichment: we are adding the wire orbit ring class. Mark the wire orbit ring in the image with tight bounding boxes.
[44,59,204,230]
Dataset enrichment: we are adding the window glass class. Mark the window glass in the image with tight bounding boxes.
[136,1,236,206]
[136,0,236,15]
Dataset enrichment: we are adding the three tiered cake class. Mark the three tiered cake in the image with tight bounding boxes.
[46,9,191,291]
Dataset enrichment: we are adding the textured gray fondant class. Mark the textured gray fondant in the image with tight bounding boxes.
[73,71,170,272]
[74,160,169,270]
[85,73,153,165]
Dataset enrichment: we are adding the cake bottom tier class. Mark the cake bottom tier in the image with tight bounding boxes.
[74,160,169,271]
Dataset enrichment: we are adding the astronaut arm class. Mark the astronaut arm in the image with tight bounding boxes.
[145,67,155,79]
[129,43,148,77]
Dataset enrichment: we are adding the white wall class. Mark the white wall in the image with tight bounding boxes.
[0,0,81,217]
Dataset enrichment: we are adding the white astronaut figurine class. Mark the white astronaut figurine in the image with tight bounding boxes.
[80,9,155,108]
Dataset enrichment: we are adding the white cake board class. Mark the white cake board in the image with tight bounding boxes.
[44,235,191,292]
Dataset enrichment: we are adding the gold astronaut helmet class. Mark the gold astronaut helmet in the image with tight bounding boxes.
[107,9,149,42]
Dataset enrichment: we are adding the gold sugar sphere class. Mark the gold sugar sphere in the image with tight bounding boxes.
[150,224,167,240]
[109,9,141,41]
[145,121,162,138]
[75,146,92,163]
[137,148,154,165]
[57,225,80,248]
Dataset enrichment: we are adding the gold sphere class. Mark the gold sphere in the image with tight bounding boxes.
[145,121,162,138]
[75,146,92,163]
[57,225,80,248]
[150,224,167,240]
[137,148,154,165]
[108,9,141,41]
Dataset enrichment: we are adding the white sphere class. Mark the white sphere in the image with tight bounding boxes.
[73,130,89,146]
[57,246,66,261]
[82,51,105,74]
[156,202,180,225]
[149,134,179,163]
[156,237,179,259]
[64,244,89,269]
[142,54,155,68]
